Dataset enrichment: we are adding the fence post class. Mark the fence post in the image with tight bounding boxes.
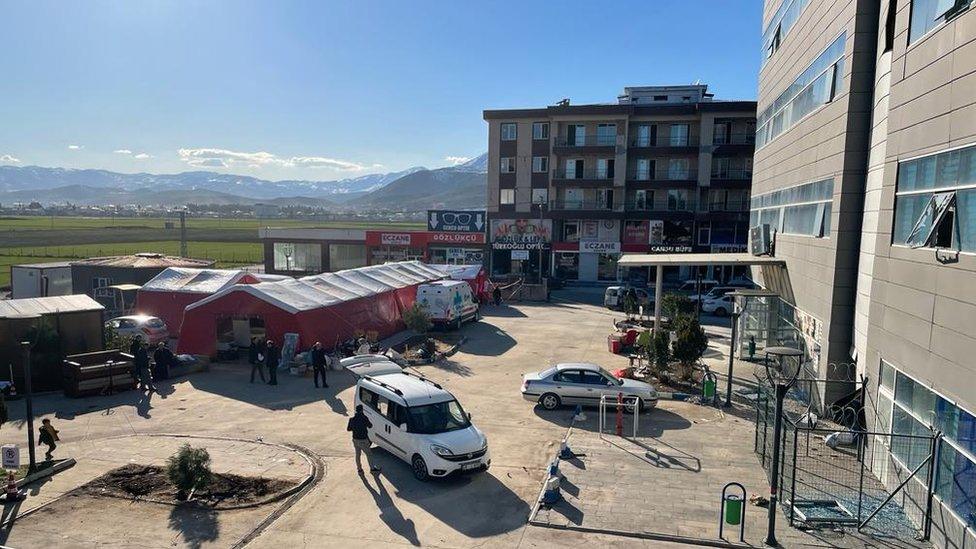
[923,433,941,541]
[857,431,866,523]
[789,427,799,526]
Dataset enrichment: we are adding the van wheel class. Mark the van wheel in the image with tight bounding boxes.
[412,455,430,481]
[539,393,561,410]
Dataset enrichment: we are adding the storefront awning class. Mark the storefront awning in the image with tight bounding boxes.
[617,252,785,267]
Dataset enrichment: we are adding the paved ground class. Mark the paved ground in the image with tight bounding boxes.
[0,287,918,548]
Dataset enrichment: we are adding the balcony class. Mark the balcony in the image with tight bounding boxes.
[625,199,697,214]
[710,168,753,180]
[551,169,616,185]
[550,199,616,211]
[627,167,699,182]
[712,132,755,146]
[629,135,700,148]
[553,134,618,154]
[706,199,750,212]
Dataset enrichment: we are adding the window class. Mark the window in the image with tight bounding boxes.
[531,188,548,206]
[668,158,690,179]
[387,401,406,427]
[553,370,581,383]
[359,387,378,409]
[596,189,613,209]
[653,95,667,101]
[328,243,365,270]
[756,33,846,148]
[566,158,584,179]
[884,0,898,52]
[713,122,729,144]
[563,221,580,242]
[670,124,689,146]
[634,125,656,147]
[635,190,649,210]
[634,158,654,180]
[597,124,616,146]
[499,189,515,205]
[406,399,471,434]
[750,178,833,238]
[760,0,811,67]
[92,277,113,291]
[501,122,517,141]
[667,189,688,211]
[274,242,323,272]
[567,124,586,146]
[500,157,515,173]
[893,143,976,252]
[910,0,971,44]
[532,156,548,173]
[596,158,615,179]
[581,371,612,386]
[532,122,549,140]
[698,222,711,245]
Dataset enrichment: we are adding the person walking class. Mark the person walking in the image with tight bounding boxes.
[38,418,59,461]
[131,337,154,392]
[492,285,502,306]
[311,342,329,388]
[250,338,266,383]
[347,405,380,473]
[153,341,175,380]
[265,339,280,386]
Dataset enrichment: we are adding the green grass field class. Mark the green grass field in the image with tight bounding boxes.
[0,216,425,232]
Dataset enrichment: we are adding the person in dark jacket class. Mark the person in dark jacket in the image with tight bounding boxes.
[130,337,154,392]
[153,342,175,381]
[265,339,280,386]
[38,418,59,460]
[311,341,329,388]
[492,285,502,306]
[249,338,266,383]
[347,405,379,473]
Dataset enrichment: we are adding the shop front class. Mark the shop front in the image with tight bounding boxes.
[366,231,427,264]
[489,218,551,279]
[427,232,487,265]
[365,230,487,266]
[621,219,696,285]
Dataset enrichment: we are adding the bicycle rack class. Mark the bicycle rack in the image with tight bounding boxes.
[719,482,746,543]
[598,393,640,439]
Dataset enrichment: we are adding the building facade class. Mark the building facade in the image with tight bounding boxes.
[753,0,976,544]
[484,85,756,283]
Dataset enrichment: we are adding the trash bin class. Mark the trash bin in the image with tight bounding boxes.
[608,334,622,354]
[703,377,716,399]
[724,494,743,525]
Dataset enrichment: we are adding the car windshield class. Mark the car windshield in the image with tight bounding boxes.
[406,399,471,434]
[598,368,623,385]
[145,318,166,328]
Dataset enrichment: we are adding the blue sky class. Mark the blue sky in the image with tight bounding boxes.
[0,1,762,181]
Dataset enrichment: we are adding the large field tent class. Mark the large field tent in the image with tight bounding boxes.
[136,268,287,336]
[177,261,446,357]
[427,264,490,302]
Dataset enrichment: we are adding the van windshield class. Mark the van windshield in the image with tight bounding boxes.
[406,399,471,434]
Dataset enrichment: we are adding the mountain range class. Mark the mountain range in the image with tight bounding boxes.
[0,153,487,211]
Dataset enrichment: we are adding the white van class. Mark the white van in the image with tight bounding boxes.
[355,372,490,481]
[417,280,479,328]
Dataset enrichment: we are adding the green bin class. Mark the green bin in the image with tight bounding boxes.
[724,495,743,525]
[703,377,717,399]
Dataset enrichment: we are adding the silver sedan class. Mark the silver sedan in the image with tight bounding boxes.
[521,362,658,412]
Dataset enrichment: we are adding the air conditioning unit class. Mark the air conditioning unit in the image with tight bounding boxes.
[750,224,774,256]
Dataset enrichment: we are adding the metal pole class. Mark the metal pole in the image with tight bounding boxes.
[179,210,187,258]
[725,311,739,407]
[653,265,663,333]
[764,381,786,547]
[789,427,798,526]
[696,267,703,322]
[21,342,37,471]
[923,434,941,541]
[537,201,544,285]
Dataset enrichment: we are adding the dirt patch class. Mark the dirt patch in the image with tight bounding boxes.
[79,464,297,508]
[395,333,463,362]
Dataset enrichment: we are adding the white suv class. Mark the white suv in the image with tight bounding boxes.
[354,372,490,481]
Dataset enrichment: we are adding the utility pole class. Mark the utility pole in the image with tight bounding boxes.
[179,209,188,258]
[21,341,37,472]
[536,197,546,284]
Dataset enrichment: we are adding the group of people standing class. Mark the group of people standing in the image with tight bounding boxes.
[248,337,335,388]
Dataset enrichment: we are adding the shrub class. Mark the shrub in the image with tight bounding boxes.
[661,293,695,319]
[166,444,213,501]
[651,329,671,373]
[671,316,708,381]
[402,302,432,334]
[104,323,134,352]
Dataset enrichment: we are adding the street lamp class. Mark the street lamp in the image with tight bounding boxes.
[534,195,547,284]
[759,345,802,547]
[4,312,42,472]
[724,294,742,408]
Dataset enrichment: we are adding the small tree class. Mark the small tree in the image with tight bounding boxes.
[402,302,432,334]
[651,329,671,374]
[166,444,213,501]
[661,292,695,320]
[671,316,708,381]
[105,323,134,352]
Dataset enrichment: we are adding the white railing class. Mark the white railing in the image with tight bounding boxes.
[599,393,640,439]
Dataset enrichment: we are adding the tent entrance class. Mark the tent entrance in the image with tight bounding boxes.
[216,316,265,353]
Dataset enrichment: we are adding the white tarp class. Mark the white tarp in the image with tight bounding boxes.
[427,264,483,281]
[141,267,288,294]
[186,261,447,314]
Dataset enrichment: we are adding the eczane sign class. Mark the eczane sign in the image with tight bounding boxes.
[580,241,621,253]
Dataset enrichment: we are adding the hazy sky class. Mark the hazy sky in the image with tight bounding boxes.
[0,0,762,180]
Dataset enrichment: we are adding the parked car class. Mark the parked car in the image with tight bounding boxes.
[701,294,734,316]
[689,286,742,306]
[417,280,480,329]
[355,371,490,481]
[675,279,720,295]
[521,362,659,412]
[105,314,169,344]
[604,286,653,311]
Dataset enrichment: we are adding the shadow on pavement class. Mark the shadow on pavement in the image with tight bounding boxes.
[186,362,358,411]
[452,320,516,358]
[532,404,693,438]
[359,471,420,546]
[479,306,527,318]
[367,448,530,539]
[168,503,219,549]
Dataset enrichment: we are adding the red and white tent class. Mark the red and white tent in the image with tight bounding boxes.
[136,268,287,337]
[177,261,446,357]
[427,264,490,302]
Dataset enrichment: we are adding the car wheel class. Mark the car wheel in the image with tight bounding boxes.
[714,307,728,317]
[625,397,643,414]
[412,455,430,481]
[539,393,561,410]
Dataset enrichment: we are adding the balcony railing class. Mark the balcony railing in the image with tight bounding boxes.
[550,199,616,211]
[628,167,699,181]
[553,134,618,147]
[706,199,751,212]
[624,199,697,213]
[629,135,700,148]
[710,168,753,180]
[712,132,756,145]
[552,169,615,181]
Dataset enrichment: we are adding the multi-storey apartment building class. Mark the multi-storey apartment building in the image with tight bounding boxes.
[484,85,756,283]
[754,0,976,544]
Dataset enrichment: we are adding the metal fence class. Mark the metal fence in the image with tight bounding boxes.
[754,370,940,540]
